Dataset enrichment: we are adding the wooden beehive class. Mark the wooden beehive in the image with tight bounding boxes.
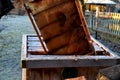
[21,34,118,80]
[23,0,94,55]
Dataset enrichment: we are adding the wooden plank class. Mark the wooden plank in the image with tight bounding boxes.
[21,34,28,68]
[28,36,39,41]
[27,35,103,51]
[75,0,95,53]
[22,69,27,80]
[25,67,107,80]
[39,21,74,41]
[93,42,104,52]
[26,68,62,80]
[26,0,69,15]
[28,46,43,52]
[34,0,93,55]
[27,35,112,55]
[27,46,45,55]
[24,4,48,53]
[28,41,41,47]
[24,0,95,55]
[26,34,47,55]
[22,55,117,68]
[34,0,76,29]
[91,36,118,57]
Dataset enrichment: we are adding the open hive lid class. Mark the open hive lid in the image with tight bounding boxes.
[23,0,95,55]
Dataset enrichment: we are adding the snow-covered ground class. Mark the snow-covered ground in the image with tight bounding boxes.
[0,15,35,80]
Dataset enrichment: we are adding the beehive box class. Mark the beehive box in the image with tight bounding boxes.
[23,0,94,55]
[21,34,118,80]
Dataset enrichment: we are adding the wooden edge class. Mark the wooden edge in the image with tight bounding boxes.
[22,69,27,80]
[25,55,117,68]
[21,56,118,68]
[75,0,95,53]
[21,34,28,68]
[26,0,70,15]
[23,3,48,53]
[91,36,119,57]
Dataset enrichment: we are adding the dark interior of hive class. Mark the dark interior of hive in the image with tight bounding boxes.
[26,0,95,55]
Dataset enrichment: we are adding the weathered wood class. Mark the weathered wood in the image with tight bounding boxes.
[24,68,62,80]
[25,0,70,15]
[28,41,41,47]
[28,46,42,51]
[26,35,115,56]
[25,55,117,68]
[27,35,45,54]
[22,67,107,80]
[24,3,48,53]
[22,69,27,80]
[21,34,119,80]
[91,37,117,57]
[93,42,103,51]
[28,37,39,41]
[21,34,118,68]
[23,0,95,55]
[75,0,94,52]
[21,34,28,68]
